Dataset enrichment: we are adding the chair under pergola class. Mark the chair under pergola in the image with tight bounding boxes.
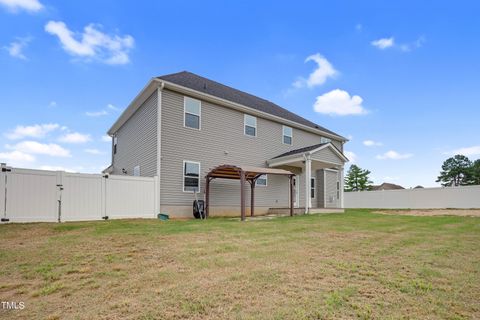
[205,165,295,221]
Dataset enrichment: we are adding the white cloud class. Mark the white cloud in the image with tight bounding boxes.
[48,101,57,108]
[363,140,383,147]
[445,145,480,157]
[0,150,35,163]
[355,24,363,31]
[84,148,104,155]
[107,103,119,111]
[371,37,394,49]
[86,103,120,117]
[85,110,108,117]
[38,165,79,173]
[313,89,367,116]
[5,123,60,140]
[3,37,31,60]
[0,0,43,13]
[293,53,337,88]
[7,141,71,157]
[44,21,134,65]
[101,135,111,142]
[58,132,91,144]
[344,151,357,163]
[376,150,413,160]
[399,36,426,52]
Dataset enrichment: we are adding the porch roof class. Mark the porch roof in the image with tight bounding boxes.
[269,142,349,164]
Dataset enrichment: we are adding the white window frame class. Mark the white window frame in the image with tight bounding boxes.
[255,174,268,187]
[244,114,257,137]
[182,160,201,193]
[320,137,331,144]
[133,165,140,177]
[183,96,201,130]
[282,125,293,145]
[311,177,316,199]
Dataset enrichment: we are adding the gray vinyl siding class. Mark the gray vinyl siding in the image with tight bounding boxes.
[160,89,343,207]
[325,170,340,208]
[317,170,325,208]
[310,148,343,165]
[112,92,157,177]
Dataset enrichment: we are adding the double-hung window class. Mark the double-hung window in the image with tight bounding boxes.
[183,161,200,192]
[256,174,267,186]
[184,97,201,130]
[283,126,292,145]
[113,136,118,154]
[311,178,315,198]
[244,114,257,137]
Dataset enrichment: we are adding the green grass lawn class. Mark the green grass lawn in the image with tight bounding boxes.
[0,209,479,319]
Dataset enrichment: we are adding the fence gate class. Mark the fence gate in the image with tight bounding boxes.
[0,165,157,223]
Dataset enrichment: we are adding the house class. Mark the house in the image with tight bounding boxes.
[104,71,349,218]
[371,182,405,191]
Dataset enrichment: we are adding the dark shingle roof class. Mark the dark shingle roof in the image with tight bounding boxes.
[272,143,329,159]
[157,71,345,139]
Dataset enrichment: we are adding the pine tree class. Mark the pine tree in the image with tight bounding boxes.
[344,165,373,192]
[436,155,472,186]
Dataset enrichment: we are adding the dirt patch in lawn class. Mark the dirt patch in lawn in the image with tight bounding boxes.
[374,209,480,217]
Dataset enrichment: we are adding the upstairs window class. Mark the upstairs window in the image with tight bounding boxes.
[113,136,118,154]
[184,97,201,129]
[183,161,200,192]
[256,174,267,186]
[244,114,257,137]
[283,126,293,145]
[320,137,331,144]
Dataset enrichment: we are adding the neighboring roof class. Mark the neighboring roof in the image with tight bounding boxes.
[158,71,345,140]
[371,183,405,191]
[207,164,293,180]
[272,142,329,159]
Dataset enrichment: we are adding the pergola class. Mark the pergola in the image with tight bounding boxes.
[205,165,295,221]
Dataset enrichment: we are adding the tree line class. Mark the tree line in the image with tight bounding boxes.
[344,154,480,191]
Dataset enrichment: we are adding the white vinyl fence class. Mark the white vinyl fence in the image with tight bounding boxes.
[1,166,158,223]
[344,185,480,209]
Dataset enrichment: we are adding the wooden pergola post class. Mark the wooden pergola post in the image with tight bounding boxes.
[205,175,210,218]
[250,180,255,217]
[240,170,246,221]
[289,175,294,216]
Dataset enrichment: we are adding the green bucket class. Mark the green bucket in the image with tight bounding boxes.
[157,213,169,221]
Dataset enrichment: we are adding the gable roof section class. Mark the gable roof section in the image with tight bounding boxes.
[157,71,345,140]
[269,142,349,164]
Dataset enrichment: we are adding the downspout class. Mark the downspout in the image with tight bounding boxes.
[156,81,165,216]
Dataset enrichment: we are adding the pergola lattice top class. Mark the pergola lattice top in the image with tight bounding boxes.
[206,165,294,181]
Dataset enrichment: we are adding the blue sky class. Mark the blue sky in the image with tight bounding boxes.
[1,0,479,187]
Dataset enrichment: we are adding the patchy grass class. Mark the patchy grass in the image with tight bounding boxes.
[0,209,479,319]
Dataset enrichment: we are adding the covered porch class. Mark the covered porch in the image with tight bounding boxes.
[266,142,349,214]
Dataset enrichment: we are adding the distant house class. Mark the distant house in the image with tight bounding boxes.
[104,71,349,217]
[371,182,405,191]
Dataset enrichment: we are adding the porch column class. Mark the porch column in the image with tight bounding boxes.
[289,175,294,216]
[304,154,311,214]
[240,170,246,221]
[205,176,210,217]
[340,166,345,208]
[250,180,255,217]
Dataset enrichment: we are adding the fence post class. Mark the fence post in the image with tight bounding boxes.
[102,174,108,219]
